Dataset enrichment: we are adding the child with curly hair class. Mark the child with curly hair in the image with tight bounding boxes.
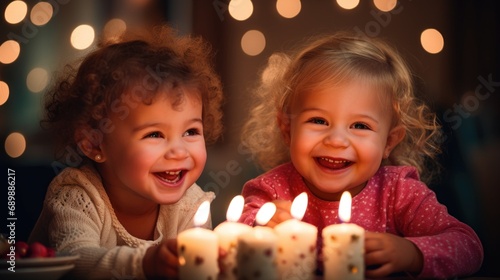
[29,24,223,279]
[239,32,483,278]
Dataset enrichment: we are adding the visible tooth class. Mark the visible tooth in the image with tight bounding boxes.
[322,158,347,164]
[166,171,181,175]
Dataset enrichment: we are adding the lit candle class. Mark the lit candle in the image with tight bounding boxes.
[177,201,219,280]
[274,192,318,280]
[237,202,278,280]
[322,191,364,279]
[214,195,252,280]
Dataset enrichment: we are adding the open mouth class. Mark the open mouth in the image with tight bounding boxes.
[316,157,353,170]
[154,170,185,184]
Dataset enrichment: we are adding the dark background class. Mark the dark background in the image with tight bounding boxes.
[1,0,499,277]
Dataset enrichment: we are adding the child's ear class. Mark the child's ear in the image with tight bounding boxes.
[384,125,405,158]
[75,128,105,163]
[277,112,291,146]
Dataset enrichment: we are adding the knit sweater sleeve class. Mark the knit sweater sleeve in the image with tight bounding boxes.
[388,167,483,278]
[28,168,151,279]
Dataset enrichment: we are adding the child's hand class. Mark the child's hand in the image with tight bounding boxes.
[143,238,178,279]
[364,231,423,278]
[266,200,292,228]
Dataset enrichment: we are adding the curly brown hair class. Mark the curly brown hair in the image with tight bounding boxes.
[242,32,442,183]
[43,24,223,163]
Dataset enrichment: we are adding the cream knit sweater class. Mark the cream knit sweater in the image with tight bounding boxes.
[28,164,215,279]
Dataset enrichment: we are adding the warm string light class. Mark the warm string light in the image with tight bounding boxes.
[4,0,28,24]
[421,28,445,54]
[228,0,253,21]
[0,81,9,106]
[276,0,301,18]
[241,29,266,56]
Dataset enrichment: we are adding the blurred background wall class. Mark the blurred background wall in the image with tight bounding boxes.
[1,0,498,277]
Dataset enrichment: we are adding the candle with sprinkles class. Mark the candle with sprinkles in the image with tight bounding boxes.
[214,195,252,280]
[236,202,278,280]
[274,192,318,280]
[177,201,219,280]
[322,191,365,280]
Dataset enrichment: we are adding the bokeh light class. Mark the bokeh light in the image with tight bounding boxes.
[4,0,28,24]
[276,0,301,19]
[30,1,54,26]
[336,0,359,10]
[0,81,9,106]
[241,29,266,56]
[0,40,21,64]
[421,28,444,54]
[103,18,127,43]
[5,132,27,158]
[27,67,49,93]
[70,24,95,50]
[373,0,397,12]
[228,0,253,21]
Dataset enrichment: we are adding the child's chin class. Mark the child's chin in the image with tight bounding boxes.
[156,189,187,204]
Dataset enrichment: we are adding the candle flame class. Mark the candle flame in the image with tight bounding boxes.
[290,192,308,220]
[194,200,211,227]
[338,191,352,223]
[255,202,276,226]
[226,195,245,222]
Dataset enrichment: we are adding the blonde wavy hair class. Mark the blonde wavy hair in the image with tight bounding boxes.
[241,32,442,183]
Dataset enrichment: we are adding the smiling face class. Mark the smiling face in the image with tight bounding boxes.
[96,87,206,207]
[280,80,404,201]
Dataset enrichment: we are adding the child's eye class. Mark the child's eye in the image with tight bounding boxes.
[145,131,163,138]
[307,117,328,125]
[351,122,370,130]
[183,128,201,137]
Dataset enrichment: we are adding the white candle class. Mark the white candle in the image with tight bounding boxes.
[322,191,364,280]
[214,195,252,280]
[237,202,278,280]
[177,201,219,280]
[274,192,318,280]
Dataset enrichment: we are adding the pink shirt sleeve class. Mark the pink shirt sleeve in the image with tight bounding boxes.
[388,168,483,278]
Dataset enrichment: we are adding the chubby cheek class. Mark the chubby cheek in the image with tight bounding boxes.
[355,141,385,167]
[290,129,317,156]
[116,151,153,181]
[192,145,207,173]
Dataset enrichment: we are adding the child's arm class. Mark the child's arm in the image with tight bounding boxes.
[364,231,423,278]
[387,168,484,278]
[29,168,154,279]
[33,190,151,279]
[239,174,295,226]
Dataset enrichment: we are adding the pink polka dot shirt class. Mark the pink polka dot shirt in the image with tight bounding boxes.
[239,162,483,278]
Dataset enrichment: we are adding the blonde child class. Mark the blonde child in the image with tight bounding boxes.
[28,25,223,279]
[239,32,483,278]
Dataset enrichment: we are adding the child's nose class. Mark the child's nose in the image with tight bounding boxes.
[164,139,189,159]
[323,128,349,148]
